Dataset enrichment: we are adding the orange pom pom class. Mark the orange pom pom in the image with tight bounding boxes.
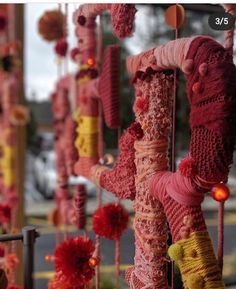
[165,4,185,29]
[38,10,66,42]
[211,183,230,202]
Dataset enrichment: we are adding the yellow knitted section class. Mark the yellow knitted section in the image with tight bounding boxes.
[74,110,99,158]
[169,231,225,289]
[2,145,15,187]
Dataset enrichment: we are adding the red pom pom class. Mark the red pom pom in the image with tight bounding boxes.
[55,237,95,287]
[179,156,197,177]
[0,204,11,224]
[54,39,68,57]
[0,13,7,31]
[192,81,203,94]
[70,47,79,61]
[134,96,149,114]
[128,122,143,139]
[93,203,129,240]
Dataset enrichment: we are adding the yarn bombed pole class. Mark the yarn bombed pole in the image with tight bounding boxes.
[146,36,236,289]
[91,35,236,288]
[73,4,136,178]
[91,70,174,289]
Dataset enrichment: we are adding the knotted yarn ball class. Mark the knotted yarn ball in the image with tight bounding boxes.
[93,203,129,240]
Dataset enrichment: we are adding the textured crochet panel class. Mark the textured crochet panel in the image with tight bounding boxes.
[186,37,236,187]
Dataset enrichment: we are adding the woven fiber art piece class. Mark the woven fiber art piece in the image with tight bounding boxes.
[91,35,236,289]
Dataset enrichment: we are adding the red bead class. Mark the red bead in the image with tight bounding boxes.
[211,183,230,202]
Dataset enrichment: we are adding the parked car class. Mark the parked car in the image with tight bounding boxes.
[33,150,97,199]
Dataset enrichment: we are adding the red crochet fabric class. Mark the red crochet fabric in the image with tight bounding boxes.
[100,122,143,200]
[111,4,136,38]
[99,45,121,128]
[186,37,236,186]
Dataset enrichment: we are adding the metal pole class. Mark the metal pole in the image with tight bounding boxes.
[22,226,39,289]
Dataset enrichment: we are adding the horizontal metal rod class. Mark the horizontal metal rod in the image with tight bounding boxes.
[0,233,23,242]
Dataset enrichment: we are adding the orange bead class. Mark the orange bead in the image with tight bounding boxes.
[211,183,230,202]
[45,255,54,262]
[87,58,95,66]
[88,257,99,267]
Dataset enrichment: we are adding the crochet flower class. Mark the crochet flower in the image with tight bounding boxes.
[93,203,129,240]
[55,237,95,287]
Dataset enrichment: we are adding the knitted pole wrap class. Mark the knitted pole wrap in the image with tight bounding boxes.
[125,71,173,289]
[148,36,236,289]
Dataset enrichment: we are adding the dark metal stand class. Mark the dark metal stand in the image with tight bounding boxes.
[0,226,40,289]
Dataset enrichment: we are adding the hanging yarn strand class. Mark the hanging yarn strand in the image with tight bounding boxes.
[222,4,236,53]
[218,201,224,273]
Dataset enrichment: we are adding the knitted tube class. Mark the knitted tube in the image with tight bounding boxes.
[124,70,174,289]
